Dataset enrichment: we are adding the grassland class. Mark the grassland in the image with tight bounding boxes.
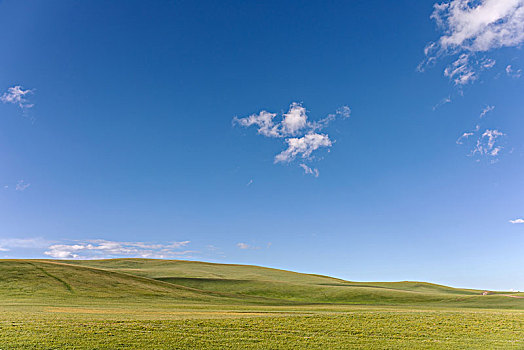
[0,258,522,349]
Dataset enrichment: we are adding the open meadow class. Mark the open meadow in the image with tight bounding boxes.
[0,259,522,349]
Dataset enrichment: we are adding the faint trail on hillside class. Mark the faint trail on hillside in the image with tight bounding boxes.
[27,262,74,293]
[500,294,524,299]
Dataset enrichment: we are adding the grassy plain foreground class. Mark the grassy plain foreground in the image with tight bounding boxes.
[0,259,522,349]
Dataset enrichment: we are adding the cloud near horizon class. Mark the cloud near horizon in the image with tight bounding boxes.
[0,237,50,252]
[43,240,192,259]
[234,103,349,176]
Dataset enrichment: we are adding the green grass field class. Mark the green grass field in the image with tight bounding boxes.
[0,259,522,349]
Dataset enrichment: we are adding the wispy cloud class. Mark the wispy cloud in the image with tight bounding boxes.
[234,103,349,175]
[44,240,192,259]
[236,242,260,250]
[479,105,495,118]
[471,129,505,159]
[0,237,50,252]
[299,163,320,177]
[443,53,477,85]
[457,104,506,161]
[456,132,474,144]
[509,218,524,224]
[433,95,452,110]
[1,86,34,109]
[15,180,30,191]
[506,64,522,78]
[420,0,524,85]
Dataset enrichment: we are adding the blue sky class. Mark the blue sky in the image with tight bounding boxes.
[1,0,523,291]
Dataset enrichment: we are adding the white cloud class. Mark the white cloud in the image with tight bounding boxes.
[433,95,452,110]
[299,163,320,177]
[472,129,505,157]
[15,180,30,191]
[456,132,474,144]
[458,126,506,160]
[246,179,253,186]
[233,110,280,138]
[1,86,33,109]
[234,103,349,176]
[236,242,260,250]
[236,242,250,249]
[310,106,351,131]
[43,240,192,259]
[480,105,495,118]
[336,106,352,119]
[232,103,309,138]
[431,0,524,52]
[281,102,308,135]
[481,58,496,68]
[274,133,332,163]
[506,64,522,77]
[457,103,505,160]
[421,0,524,84]
[509,218,524,224]
[444,53,477,85]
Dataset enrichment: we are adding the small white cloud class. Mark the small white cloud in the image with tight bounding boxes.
[236,242,260,250]
[506,64,522,78]
[234,103,348,175]
[246,179,253,186]
[444,54,477,85]
[509,218,524,224]
[472,129,505,157]
[1,86,33,109]
[433,95,452,110]
[15,180,30,191]
[274,133,332,163]
[336,106,351,119]
[299,163,319,177]
[309,106,351,131]
[456,132,474,144]
[44,239,192,259]
[481,58,496,69]
[458,124,506,161]
[479,105,495,118]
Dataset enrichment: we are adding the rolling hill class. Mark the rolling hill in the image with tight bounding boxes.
[0,258,522,309]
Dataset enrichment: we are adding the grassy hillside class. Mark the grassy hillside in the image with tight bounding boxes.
[1,259,523,349]
[0,259,270,304]
[1,259,522,309]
